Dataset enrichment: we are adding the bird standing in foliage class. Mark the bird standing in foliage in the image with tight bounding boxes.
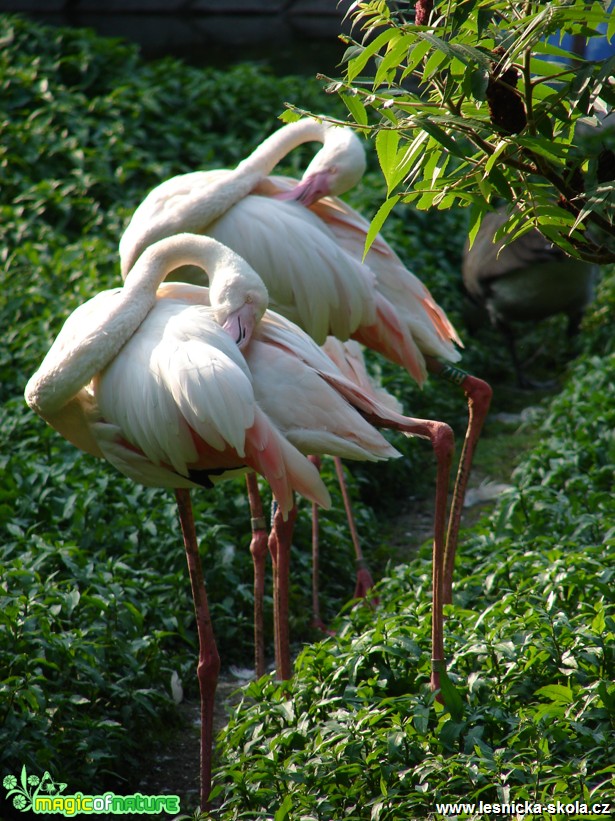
[462,208,598,387]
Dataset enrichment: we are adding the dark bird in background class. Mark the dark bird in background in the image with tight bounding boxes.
[462,209,598,388]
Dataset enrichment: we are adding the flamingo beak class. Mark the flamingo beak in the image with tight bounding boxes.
[275,170,331,207]
[221,304,257,349]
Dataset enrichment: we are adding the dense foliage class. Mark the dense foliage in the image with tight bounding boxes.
[0,13,612,819]
[332,0,615,262]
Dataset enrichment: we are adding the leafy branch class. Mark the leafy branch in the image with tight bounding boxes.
[326,0,615,262]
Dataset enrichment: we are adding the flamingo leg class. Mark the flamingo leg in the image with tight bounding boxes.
[421,422,454,694]
[333,456,377,601]
[363,414,454,693]
[245,473,269,678]
[308,456,327,632]
[175,488,220,811]
[426,358,493,604]
[268,501,298,680]
[310,455,376,632]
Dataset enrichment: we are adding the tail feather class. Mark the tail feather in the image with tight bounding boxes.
[354,294,427,386]
[308,196,463,358]
[245,408,331,515]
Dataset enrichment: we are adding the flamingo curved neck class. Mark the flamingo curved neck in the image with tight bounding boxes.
[25,235,262,416]
[235,118,327,177]
[179,120,330,218]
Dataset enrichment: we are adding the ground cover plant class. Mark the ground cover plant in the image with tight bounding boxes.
[214,341,614,819]
[1,12,613,819]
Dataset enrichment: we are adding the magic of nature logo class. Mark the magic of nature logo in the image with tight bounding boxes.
[3,766,181,816]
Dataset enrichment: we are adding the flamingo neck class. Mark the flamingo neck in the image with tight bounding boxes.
[235,118,327,178]
[25,235,266,415]
[194,120,329,217]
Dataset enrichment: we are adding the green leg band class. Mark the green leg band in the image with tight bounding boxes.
[439,363,469,386]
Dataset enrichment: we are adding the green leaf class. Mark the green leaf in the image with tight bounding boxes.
[469,67,489,101]
[342,93,368,127]
[419,32,456,60]
[484,139,509,175]
[364,194,400,257]
[467,201,486,249]
[535,684,574,704]
[591,604,606,634]
[414,117,465,158]
[401,38,432,79]
[376,128,401,191]
[274,794,293,821]
[488,165,513,199]
[438,669,465,721]
[374,34,412,87]
[346,27,399,84]
[422,47,447,81]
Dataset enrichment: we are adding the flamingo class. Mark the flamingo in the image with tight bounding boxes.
[25,233,449,806]
[271,129,493,605]
[24,233,292,809]
[119,116,492,617]
[462,208,598,387]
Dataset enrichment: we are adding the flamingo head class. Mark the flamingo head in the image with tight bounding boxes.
[210,251,269,349]
[280,122,367,207]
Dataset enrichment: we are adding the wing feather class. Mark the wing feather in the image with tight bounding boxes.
[207,196,376,343]
[94,300,255,475]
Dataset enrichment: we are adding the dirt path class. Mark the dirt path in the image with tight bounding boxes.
[136,678,244,810]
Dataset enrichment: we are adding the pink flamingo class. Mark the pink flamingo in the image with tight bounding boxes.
[26,233,438,807]
[119,120,383,611]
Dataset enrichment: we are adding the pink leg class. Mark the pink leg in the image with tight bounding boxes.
[245,473,269,678]
[268,502,298,681]
[421,422,454,694]
[333,456,377,601]
[408,422,454,694]
[363,413,454,694]
[427,359,493,604]
[308,456,328,632]
[310,455,376,632]
[175,488,220,811]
